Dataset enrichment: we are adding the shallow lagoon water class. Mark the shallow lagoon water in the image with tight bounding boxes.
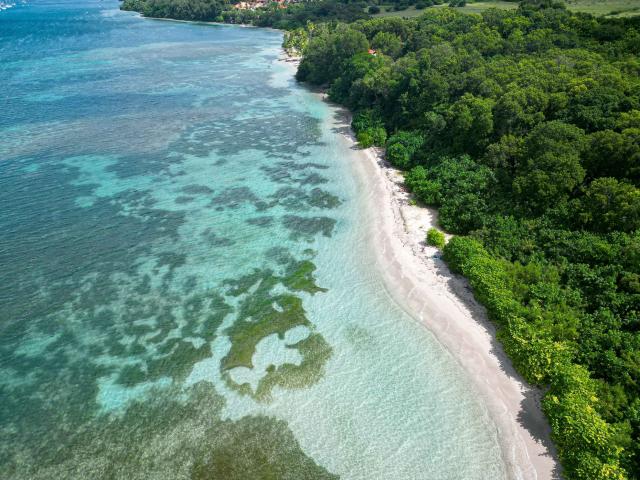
[0,1,507,478]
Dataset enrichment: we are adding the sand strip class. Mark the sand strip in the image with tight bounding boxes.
[332,109,560,480]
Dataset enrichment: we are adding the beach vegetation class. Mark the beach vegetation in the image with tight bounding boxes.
[352,110,388,146]
[426,227,445,249]
[385,131,424,169]
[356,130,375,148]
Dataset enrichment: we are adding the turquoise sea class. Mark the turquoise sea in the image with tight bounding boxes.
[0,1,508,478]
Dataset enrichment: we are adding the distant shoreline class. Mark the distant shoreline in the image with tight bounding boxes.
[129,12,281,31]
[145,16,255,27]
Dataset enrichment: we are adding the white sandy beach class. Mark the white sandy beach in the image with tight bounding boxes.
[332,110,560,480]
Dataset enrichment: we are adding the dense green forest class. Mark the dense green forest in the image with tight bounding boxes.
[120,0,371,27]
[119,0,640,477]
[293,3,640,478]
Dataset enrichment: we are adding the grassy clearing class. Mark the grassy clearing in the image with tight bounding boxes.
[373,0,640,18]
[441,1,518,14]
[565,0,640,17]
[373,5,431,17]
[373,2,518,18]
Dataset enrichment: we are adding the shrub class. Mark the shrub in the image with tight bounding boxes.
[386,131,424,169]
[356,126,386,148]
[404,156,495,234]
[426,227,446,249]
[352,109,383,134]
[387,142,411,168]
[370,126,387,146]
[368,5,380,14]
[356,131,374,148]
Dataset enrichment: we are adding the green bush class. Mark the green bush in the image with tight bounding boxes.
[386,131,424,169]
[356,131,374,148]
[426,227,446,249]
[386,142,411,168]
[352,110,376,132]
[352,111,386,144]
[403,157,495,234]
[370,126,387,146]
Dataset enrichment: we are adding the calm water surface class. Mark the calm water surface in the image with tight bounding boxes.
[0,1,507,478]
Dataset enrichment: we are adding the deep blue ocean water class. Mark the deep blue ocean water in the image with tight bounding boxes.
[0,2,508,478]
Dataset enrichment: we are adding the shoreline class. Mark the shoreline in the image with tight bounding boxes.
[144,16,260,28]
[131,13,282,32]
[330,109,560,479]
[274,50,560,478]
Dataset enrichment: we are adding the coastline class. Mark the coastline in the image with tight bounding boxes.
[273,51,559,478]
[144,16,259,27]
[134,14,283,32]
[331,109,560,480]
